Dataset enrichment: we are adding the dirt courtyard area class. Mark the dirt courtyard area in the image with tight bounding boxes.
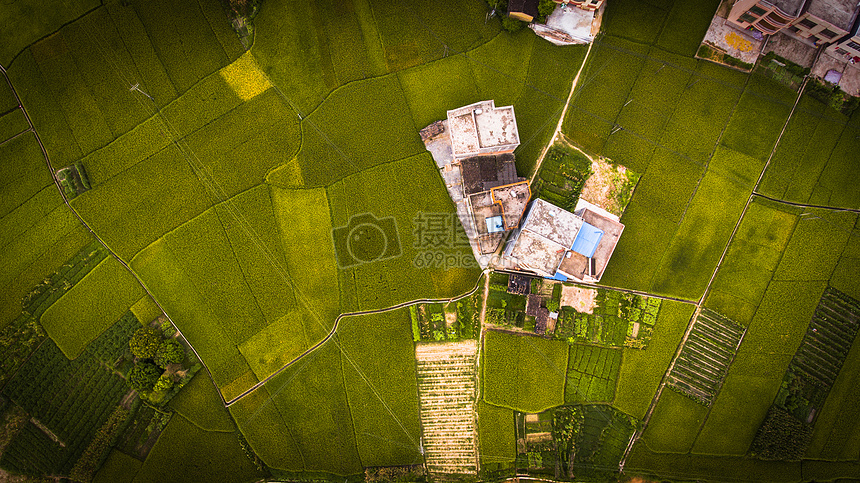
[561,285,596,313]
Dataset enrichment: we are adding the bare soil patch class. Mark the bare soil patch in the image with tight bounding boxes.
[561,285,597,314]
[580,156,631,217]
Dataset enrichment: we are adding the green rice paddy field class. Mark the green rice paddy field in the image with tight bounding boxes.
[2,0,859,480]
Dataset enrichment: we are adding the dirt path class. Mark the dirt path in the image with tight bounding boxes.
[0,63,226,407]
[530,40,595,183]
[478,273,490,328]
[225,271,487,406]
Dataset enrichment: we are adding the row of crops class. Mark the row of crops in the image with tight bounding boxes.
[792,288,859,388]
[667,309,745,405]
[416,342,478,475]
[0,312,141,477]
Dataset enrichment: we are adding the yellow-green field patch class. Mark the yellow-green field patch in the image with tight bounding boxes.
[220,52,273,101]
[40,256,144,358]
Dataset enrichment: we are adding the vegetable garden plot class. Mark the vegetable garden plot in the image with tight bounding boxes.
[416,340,478,475]
[789,288,859,389]
[513,404,638,479]
[554,287,661,349]
[667,309,745,405]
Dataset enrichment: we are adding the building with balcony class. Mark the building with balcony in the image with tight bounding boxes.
[727,0,804,36]
[553,0,605,11]
[727,0,860,46]
[828,14,860,61]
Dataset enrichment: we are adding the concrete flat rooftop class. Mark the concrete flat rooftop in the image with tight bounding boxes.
[492,182,531,230]
[807,0,859,30]
[476,106,518,148]
[772,0,806,16]
[447,100,519,157]
[510,229,568,276]
[521,198,583,249]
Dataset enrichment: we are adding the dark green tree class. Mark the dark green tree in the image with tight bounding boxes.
[129,326,162,360]
[154,339,185,368]
[501,16,526,32]
[538,0,557,18]
[128,362,162,392]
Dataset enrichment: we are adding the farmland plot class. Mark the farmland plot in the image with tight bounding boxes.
[554,288,662,349]
[416,341,478,475]
[0,319,135,478]
[791,288,859,389]
[483,330,568,413]
[565,345,622,404]
[477,401,516,472]
[749,288,859,459]
[667,309,745,405]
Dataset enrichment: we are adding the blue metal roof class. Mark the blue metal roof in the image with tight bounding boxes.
[571,222,604,258]
[549,272,568,282]
[486,215,505,233]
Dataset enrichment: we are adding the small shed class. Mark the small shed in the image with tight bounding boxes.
[509,0,540,22]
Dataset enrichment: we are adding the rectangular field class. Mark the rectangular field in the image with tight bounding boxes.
[40,256,144,358]
[666,309,745,405]
[482,330,568,413]
[641,388,708,453]
[613,300,695,419]
[565,345,622,403]
[337,309,423,467]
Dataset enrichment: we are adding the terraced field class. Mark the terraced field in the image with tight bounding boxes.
[667,309,745,405]
[793,288,860,387]
[416,341,478,476]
